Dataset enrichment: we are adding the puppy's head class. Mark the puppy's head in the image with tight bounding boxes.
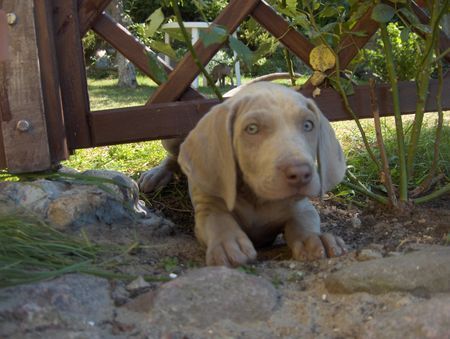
[178,82,346,211]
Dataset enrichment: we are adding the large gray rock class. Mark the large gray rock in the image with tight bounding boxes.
[147,267,279,329]
[361,296,450,338]
[0,274,114,338]
[0,169,173,231]
[325,246,450,294]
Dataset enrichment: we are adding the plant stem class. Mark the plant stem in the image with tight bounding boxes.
[369,79,397,207]
[171,0,223,101]
[413,182,450,205]
[306,5,382,174]
[379,23,408,202]
[284,48,296,86]
[342,180,389,205]
[411,45,445,197]
[406,0,448,177]
[345,171,389,204]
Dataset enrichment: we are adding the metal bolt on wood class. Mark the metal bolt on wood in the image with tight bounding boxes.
[16,120,31,132]
[6,13,17,25]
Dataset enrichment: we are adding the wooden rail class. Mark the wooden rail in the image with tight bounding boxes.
[0,0,449,172]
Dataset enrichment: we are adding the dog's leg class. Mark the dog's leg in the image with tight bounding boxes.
[138,138,182,193]
[193,200,257,267]
[284,199,347,261]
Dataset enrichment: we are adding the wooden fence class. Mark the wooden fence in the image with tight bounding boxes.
[0,0,449,173]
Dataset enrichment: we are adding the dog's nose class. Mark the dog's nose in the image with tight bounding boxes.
[282,162,313,186]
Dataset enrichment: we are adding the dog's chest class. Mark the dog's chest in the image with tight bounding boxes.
[232,196,293,230]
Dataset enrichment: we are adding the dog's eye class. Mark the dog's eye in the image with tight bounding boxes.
[303,120,314,132]
[245,123,259,135]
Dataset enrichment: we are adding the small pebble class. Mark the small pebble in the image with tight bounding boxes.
[351,215,362,228]
[126,276,150,291]
[289,263,296,269]
[169,273,178,279]
[418,218,426,224]
[322,294,327,301]
[356,248,383,261]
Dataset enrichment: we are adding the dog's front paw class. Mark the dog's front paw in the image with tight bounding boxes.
[291,232,347,261]
[138,164,173,193]
[206,234,257,267]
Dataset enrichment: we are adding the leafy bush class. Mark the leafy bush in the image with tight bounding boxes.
[356,22,426,82]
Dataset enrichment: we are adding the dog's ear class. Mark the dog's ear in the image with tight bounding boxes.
[178,102,237,211]
[306,98,346,195]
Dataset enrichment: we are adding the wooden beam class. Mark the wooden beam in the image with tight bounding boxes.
[0,0,52,172]
[338,7,379,69]
[92,13,202,101]
[34,0,69,163]
[52,0,92,149]
[87,79,450,147]
[78,0,112,36]
[251,1,314,68]
[90,99,220,146]
[148,0,260,105]
[0,10,9,168]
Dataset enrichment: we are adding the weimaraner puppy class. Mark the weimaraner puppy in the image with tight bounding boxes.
[140,82,347,266]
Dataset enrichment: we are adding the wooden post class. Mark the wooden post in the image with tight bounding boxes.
[0,0,52,172]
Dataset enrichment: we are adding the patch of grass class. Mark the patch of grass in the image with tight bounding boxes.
[159,256,180,272]
[333,112,450,202]
[71,77,449,205]
[63,141,167,180]
[0,215,169,287]
[66,75,308,177]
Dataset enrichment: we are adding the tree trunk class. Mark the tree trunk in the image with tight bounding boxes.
[109,0,137,88]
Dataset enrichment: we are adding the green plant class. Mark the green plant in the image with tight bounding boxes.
[268,0,449,208]
[0,215,168,287]
[358,22,425,82]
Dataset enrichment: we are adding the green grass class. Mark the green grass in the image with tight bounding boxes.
[65,75,307,178]
[334,113,450,202]
[68,76,449,195]
[0,215,169,287]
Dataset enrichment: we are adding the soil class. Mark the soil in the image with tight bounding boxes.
[145,175,450,259]
[74,175,448,285]
[1,175,449,338]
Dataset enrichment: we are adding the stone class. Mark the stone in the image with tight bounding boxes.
[0,169,174,231]
[0,274,114,338]
[126,276,151,291]
[325,246,450,294]
[360,296,450,338]
[148,267,279,329]
[356,248,383,261]
[351,214,362,228]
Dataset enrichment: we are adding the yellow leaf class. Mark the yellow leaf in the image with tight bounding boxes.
[312,87,322,98]
[310,71,326,86]
[309,45,336,72]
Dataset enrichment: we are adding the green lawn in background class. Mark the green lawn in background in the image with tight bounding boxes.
[64,75,449,186]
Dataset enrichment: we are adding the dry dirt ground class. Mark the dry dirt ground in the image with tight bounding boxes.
[1,175,449,338]
[87,175,450,295]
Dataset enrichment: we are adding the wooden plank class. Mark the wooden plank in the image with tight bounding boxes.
[88,79,450,147]
[0,10,8,168]
[34,0,69,163]
[78,0,112,36]
[52,0,92,149]
[251,1,314,67]
[0,0,52,172]
[90,99,220,146]
[338,8,379,69]
[92,13,202,101]
[148,0,260,105]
